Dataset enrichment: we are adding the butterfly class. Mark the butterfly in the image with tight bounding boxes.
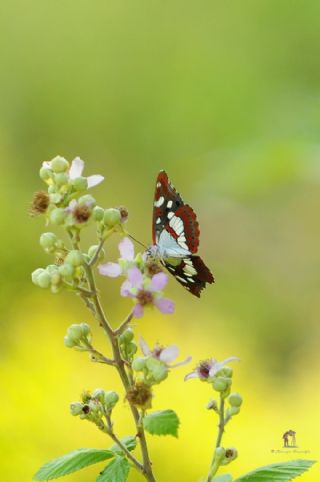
[152,170,214,297]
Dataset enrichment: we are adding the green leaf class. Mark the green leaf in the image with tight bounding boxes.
[212,475,232,482]
[96,457,130,482]
[34,448,115,480]
[110,436,137,455]
[143,409,180,437]
[235,459,316,482]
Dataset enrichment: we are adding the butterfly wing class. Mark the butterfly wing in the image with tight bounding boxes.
[164,256,214,298]
[153,170,214,296]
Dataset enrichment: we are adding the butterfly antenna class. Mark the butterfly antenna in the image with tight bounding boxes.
[128,234,148,250]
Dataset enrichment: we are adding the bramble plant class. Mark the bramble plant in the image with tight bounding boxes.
[31,156,316,482]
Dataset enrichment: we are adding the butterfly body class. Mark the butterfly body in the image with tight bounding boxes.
[152,170,214,297]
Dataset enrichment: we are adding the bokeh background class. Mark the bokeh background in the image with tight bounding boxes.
[1,1,320,481]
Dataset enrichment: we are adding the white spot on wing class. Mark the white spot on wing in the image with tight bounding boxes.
[176,275,187,283]
[167,211,174,219]
[156,217,161,224]
[154,196,164,207]
[167,200,173,208]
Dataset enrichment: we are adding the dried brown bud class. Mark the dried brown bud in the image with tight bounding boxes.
[145,260,163,277]
[126,383,152,410]
[118,206,129,223]
[30,191,50,216]
[73,204,91,223]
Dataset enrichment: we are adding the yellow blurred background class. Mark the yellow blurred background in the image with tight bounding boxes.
[1,1,320,481]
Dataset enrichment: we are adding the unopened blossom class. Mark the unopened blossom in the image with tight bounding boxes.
[98,237,135,277]
[140,337,191,368]
[43,157,104,188]
[184,356,239,381]
[121,267,174,318]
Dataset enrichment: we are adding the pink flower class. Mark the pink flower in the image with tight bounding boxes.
[184,357,239,381]
[98,237,135,277]
[121,267,174,318]
[140,337,191,368]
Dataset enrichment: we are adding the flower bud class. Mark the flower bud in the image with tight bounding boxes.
[80,323,91,337]
[207,399,219,412]
[54,172,68,187]
[40,232,57,251]
[212,376,231,392]
[31,268,45,285]
[119,327,134,344]
[58,263,75,280]
[65,250,84,267]
[228,392,243,408]
[50,208,66,225]
[220,447,238,465]
[70,402,83,416]
[104,391,119,410]
[49,193,63,204]
[228,406,240,416]
[49,269,61,286]
[92,206,104,222]
[132,357,146,371]
[39,167,52,182]
[103,208,121,227]
[126,342,137,357]
[88,245,105,261]
[72,176,88,191]
[78,194,96,206]
[92,388,105,403]
[66,324,84,343]
[51,156,69,173]
[64,335,76,348]
[146,358,168,383]
[214,447,226,463]
[215,367,233,378]
[37,270,51,288]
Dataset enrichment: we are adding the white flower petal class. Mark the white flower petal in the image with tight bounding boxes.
[87,174,104,188]
[184,371,199,381]
[140,336,151,356]
[160,345,179,363]
[169,356,192,368]
[69,157,84,179]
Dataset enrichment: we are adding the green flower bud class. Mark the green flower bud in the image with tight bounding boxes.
[92,388,105,403]
[132,357,146,371]
[119,327,134,344]
[66,324,84,342]
[215,367,233,378]
[50,208,66,225]
[49,193,63,204]
[88,245,105,261]
[228,392,243,408]
[72,176,88,191]
[65,250,84,267]
[70,402,83,416]
[31,268,45,285]
[126,342,137,356]
[80,323,91,337]
[215,447,226,463]
[212,376,231,392]
[104,391,119,409]
[49,270,61,286]
[220,447,238,465]
[58,263,75,279]
[92,206,104,222]
[103,208,121,227]
[48,185,56,194]
[79,194,96,206]
[39,166,52,182]
[51,156,69,173]
[40,232,57,251]
[37,270,51,288]
[146,358,168,383]
[64,335,76,348]
[229,406,241,416]
[54,172,68,187]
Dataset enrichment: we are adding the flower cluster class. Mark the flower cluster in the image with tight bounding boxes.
[70,388,119,432]
[99,237,174,318]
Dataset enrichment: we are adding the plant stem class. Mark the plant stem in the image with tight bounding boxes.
[206,395,225,482]
[83,262,156,482]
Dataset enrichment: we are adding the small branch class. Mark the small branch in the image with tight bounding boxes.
[88,238,105,267]
[206,396,225,482]
[114,310,135,337]
[105,414,145,474]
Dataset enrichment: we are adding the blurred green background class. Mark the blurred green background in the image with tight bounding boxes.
[1,0,320,480]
